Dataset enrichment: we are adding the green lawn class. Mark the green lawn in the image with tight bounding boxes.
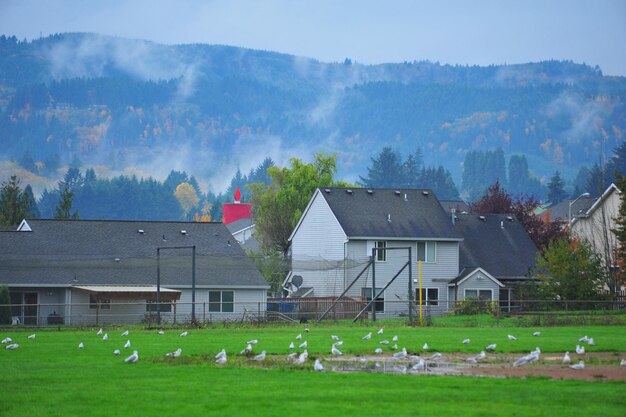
[1,325,625,416]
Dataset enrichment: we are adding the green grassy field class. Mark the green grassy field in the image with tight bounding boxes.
[1,325,625,417]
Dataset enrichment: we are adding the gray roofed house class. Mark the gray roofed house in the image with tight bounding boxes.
[547,197,596,222]
[225,217,260,252]
[1,219,268,325]
[439,200,470,214]
[286,187,538,316]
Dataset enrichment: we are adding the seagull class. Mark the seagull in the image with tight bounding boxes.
[569,361,584,370]
[247,339,258,345]
[422,343,429,351]
[215,349,226,359]
[462,338,470,344]
[96,328,103,336]
[287,352,298,361]
[5,343,19,350]
[377,328,384,335]
[254,351,266,361]
[575,345,585,355]
[299,341,307,349]
[215,355,227,365]
[532,331,541,337]
[125,350,139,363]
[314,359,324,371]
[293,350,308,365]
[333,340,343,347]
[374,348,383,354]
[379,340,390,345]
[362,332,372,340]
[240,344,253,355]
[166,348,182,358]
[78,342,84,349]
[507,334,517,341]
[295,334,302,340]
[179,331,188,337]
[587,338,595,346]
[289,342,295,349]
[429,352,442,360]
[562,352,571,364]
[578,335,589,342]
[1,337,12,344]
[102,333,108,341]
[121,330,129,337]
[28,334,36,340]
[411,358,426,371]
[124,340,131,349]
[304,328,310,332]
[331,346,343,355]
[331,335,340,341]
[113,349,121,355]
[393,347,408,359]
[158,330,165,335]
[475,351,486,361]
[620,359,626,366]
[392,335,398,342]
[485,344,497,351]
[391,344,398,350]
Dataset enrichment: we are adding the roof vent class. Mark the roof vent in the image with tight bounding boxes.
[500,221,504,229]
[422,191,430,196]
[324,188,331,193]
[394,190,401,196]
[387,214,391,222]
[346,189,353,194]
[404,193,408,201]
[137,229,145,234]
[367,189,373,194]
[114,258,121,263]
[162,234,167,242]
[181,230,187,235]
[506,216,514,221]
[479,215,486,221]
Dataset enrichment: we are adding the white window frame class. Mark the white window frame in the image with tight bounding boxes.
[464,289,493,301]
[375,241,387,262]
[208,290,235,313]
[416,241,436,263]
[417,287,439,306]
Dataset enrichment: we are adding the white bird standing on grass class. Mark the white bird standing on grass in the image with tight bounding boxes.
[166,348,182,358]
[422,343,429,351]
[374,348,383,354]
[379,340,389,345]
[2,337,12,344]
[124,340,131,349]
[532,331,541,337]
[102,333,108,341]
[179,331,188,337]
[392,335,398,342]
[289,342,295,349]
[28,334,36,340]
[619,359,626,366]
[254,351,266,361]
[429,352,442,360]
[215,349,226,360]
[393,347,408,359]
[299,340,307,349]
[158,330,165,335]
[121,330,129,337]
[462,338,470,345]
[295,334,302,340]
[215,355,227,365]
[485,344,497,351]
[362,332,372,340]
[293,350,308,365]
[331,345,342,355]
[78,342,84,349]
[391,344,398,350]
[507,334,517,341]
[576,345,585,355]
[240,343,253,355]
[377,328,384,335]
[314,359,324,371]
[5,343,19,350]
[411,358,426,371]
[569,361,585,370]
[331,335,340,341]
[113,349,121,355]
[96,328,103,336]
[578,335,589,342]
[587,338,596,346]
[247,339,258,345]
[125,350,139,363]
[333,340,343,347]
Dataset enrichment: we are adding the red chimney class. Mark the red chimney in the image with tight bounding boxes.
[222,186,252,224]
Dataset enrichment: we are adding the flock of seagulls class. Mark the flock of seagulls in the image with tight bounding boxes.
[3,327,625,375]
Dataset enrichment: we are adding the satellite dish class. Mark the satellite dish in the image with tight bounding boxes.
[291,275,303,289]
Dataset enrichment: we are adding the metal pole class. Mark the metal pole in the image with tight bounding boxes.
[192,245,196,324]
[408,247,413,326]
[157,248,161,325]
[418,260,423,327]
[371,249,376,323]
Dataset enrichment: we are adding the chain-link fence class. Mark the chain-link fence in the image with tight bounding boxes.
[2,296,625,327]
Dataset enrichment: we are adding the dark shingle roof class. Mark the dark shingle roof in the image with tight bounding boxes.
[0,219,268,288]
[318,188,462,240]
[439,200,470,214]
[225,217,254,234]
[547,197,595,221]
[455,214,537,280]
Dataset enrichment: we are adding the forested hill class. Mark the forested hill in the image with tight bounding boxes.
[1,32,625,196]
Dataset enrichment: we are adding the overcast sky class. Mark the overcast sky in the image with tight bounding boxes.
[1,0,625,75]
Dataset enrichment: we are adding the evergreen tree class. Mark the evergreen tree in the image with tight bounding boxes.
[507,155,529,196]
[418,166,460,199]
[401,148,423,188]
[586,163,611,196]
[572,166,591,198]
[23,185,39,218]
[612,140,626,178]
[358,146,404,188]
[0,175,30,226]
[547,171,567,204]
[53,187,79,219]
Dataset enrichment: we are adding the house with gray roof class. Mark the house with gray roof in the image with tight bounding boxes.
[1,219,269,325]
[286,187,537,316]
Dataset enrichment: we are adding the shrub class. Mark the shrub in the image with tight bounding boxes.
[454,297,499,316]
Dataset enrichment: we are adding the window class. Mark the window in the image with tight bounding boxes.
[416,242,436,263]
[209,291,234,313]
[89,294,111,309]
[362,287,384,312]
[464,289,493,300]
[417,288,439,306]
[146,300,172,312]
[376,241,387,262]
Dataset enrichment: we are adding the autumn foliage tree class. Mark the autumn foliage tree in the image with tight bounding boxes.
[469,180,566,248]
[174,182,199,219]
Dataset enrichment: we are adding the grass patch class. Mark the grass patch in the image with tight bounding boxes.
[1,325,625,416]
